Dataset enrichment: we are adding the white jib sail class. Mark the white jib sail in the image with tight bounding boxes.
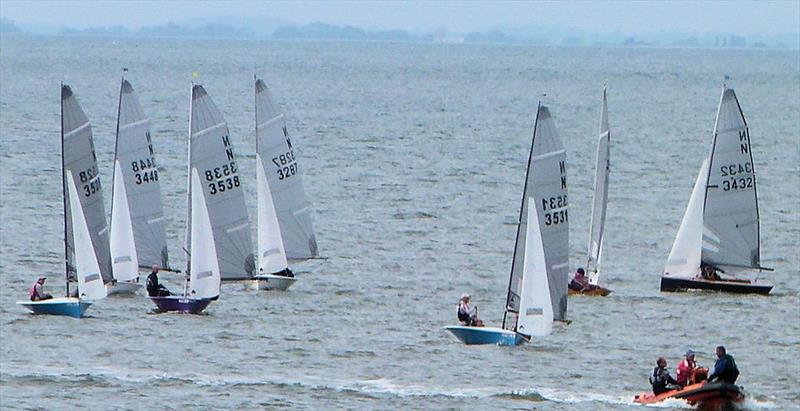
[587,87,610,285]
[66,172,107,301]
[110,160,139,282]
[664,159,709,279]
[517,200,553,337]
[189,168,221,299]
[256,153,289,274]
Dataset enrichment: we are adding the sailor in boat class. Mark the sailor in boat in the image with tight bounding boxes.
[146,265,172,297]
[271,267,295,278]
[568,268,595,292]
[650,357,680,395]
[708,346,739,384]
[29,277,53,301]
[700,263,722,281]
[676,350,706,387]
[456,294,484,327]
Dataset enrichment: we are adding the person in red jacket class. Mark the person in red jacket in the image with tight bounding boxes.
[676,350,697,386]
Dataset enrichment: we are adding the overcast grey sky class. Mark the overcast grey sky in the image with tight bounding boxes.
[2,0,799,35]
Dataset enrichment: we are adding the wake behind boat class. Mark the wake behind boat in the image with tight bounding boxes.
[445,102,568,346]
[661,86,773,295]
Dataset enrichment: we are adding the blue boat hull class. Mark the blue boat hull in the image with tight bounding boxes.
[17,298,91,318]
[444,326,527,346]
[150,296,212,314]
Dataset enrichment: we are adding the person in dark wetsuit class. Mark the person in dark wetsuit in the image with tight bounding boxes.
[146,265,171,297]
[708,345,739,384]
[275,267,294,278]
[650,357,680,395]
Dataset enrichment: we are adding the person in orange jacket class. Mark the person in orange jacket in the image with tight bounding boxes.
[676,350,697,386]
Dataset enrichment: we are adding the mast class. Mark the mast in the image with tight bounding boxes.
[61,83,69,297]
[185,82,193,280]
[503,101,541,331]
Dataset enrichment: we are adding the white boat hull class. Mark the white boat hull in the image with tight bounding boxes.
[253,275,296,291]
[106,281,143,295]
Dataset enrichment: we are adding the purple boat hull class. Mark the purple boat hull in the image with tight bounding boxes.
[149,296,213,314]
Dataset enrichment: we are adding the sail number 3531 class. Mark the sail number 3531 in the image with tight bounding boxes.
[205,161,240,195]
[78,166,101,197]
[541,195,568,226]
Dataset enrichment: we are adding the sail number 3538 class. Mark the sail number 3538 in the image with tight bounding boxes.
[205,161,240,195]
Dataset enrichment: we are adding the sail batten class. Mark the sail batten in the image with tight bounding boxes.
[255,79,318,260]
[188,84,254,280]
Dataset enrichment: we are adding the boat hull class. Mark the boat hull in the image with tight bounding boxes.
[634,381,744,410]
[253,275,296,291]
[568,286,612,296]
[106,281,143,296]
[444,326,526,346]
[660,276,772,295]
[16,298,91,318]
[149,296,212,314]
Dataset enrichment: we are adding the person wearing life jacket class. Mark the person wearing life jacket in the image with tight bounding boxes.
[650,357,680,395]
[29,277,53,301]
[569,268,593,292]
[708,346,739,384]
[457,294,484,327]
[676,350,698,386]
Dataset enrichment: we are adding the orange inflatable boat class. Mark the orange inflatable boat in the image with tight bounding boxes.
[634,381,745,410]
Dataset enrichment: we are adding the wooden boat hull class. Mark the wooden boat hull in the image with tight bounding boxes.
[660,276,772,295]
[106,281,143,296]
[444,325,527,346]
[568,286,612,296]
[634,381,744,410]
[16,297,91,318]
[253,274,296,291]
[149,296,212,314]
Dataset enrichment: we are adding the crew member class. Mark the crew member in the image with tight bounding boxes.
[676,350,698,386]
[146,265,171,297]
[569,268,593,292]
[650,357,680,395]
[708,346,739,384]
[457,294,484,327]
[29,277,53,301]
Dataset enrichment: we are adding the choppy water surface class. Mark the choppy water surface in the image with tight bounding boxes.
[1,35,798,410]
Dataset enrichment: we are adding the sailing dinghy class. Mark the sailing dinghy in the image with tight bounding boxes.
[661,86,773,295]
[571,87,612,297]
[252,78,296,291]
[108,77,170,295]
[17,85,109,317]
[445,103,569,345]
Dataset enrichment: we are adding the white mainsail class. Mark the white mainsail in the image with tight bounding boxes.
[664,160,709,279]
[189,168,221,299]
[256,153,289,274]
[109,161,139,282]
[111,79,169,269]
[65,172,107,301]
[61,85,112,283]
[255,79,318,260]
[702,87,760,272]
[188,84,254,280]
[517,201,553,337]
[586,88,610,285]
[505,103,569,327]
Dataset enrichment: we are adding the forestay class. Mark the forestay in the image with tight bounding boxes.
[65,173,107,301]
[586,88,610,285]
[505,103,569,327]
[189,169,221,299]
[188,85,254,280]
[61,85,112,283]
[255,79,318,260]
[111,79,169,270]
[516,202,554,337]
[664,160,709,279]
[702,87,760,273]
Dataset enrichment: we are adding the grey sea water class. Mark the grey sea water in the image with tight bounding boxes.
[0,35,798,410]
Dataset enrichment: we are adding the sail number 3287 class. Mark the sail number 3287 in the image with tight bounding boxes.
[272,150,297,180]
